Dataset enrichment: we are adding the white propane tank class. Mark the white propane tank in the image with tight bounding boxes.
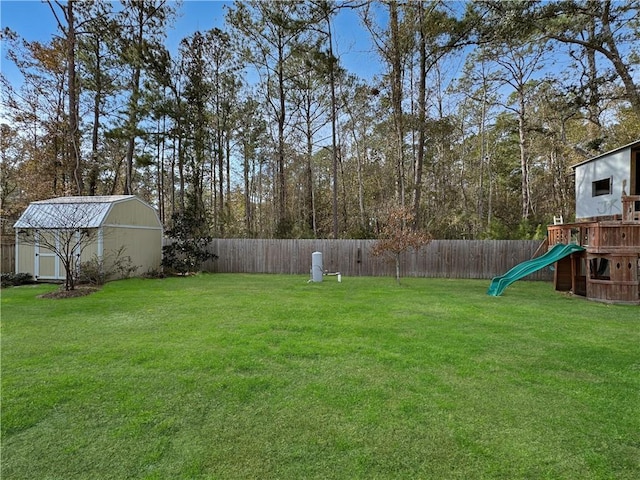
[312,251,323,282]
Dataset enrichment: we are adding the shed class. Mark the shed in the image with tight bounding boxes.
[14,195,162,281]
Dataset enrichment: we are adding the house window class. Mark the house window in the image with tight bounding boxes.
[592,177,612,196]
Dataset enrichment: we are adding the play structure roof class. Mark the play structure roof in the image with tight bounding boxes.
[571,139,640,169]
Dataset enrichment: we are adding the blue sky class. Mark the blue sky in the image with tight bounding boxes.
[0,0,381,89]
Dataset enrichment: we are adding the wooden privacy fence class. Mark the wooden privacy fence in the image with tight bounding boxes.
[1,237,15,274]
[201,239,551,281]
[5,235,550,281]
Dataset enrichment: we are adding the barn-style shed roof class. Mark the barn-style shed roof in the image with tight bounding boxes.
[14,195,142,229]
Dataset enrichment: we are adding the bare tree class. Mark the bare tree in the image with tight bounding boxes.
[46,0,83,195]
[15,201,105,291]
[371,205,432,284]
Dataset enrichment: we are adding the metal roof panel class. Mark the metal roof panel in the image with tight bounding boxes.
[13,197,123,229]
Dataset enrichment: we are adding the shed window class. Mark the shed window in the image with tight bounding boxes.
[592,177,612,196]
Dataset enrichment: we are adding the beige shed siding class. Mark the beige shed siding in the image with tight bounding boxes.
[102,226,162,274]
[16,241,32,274]
[21,226,160,281]
[102,198,162,274]
[105,198,160,227]
[15,230,99,280]
[81,235,100,263]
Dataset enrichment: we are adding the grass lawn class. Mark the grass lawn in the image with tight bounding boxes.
[1,274,639,479]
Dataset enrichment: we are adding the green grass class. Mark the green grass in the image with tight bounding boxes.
[2,274,639,479]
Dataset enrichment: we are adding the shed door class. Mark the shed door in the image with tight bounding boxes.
[35,231,78,280]
[35,231,60,279]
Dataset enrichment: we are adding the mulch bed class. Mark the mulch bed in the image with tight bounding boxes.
[39,285,100,299]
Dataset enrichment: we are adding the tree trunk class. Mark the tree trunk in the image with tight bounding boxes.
[326,16,339,238]
[389,1,405,209]
[518,97,529,220]
[243,140,252,235]
[65,1,83,195]
[88,36,102,196]
[413,3,427,228]
[277,39,287,231]
[124,9,144,195]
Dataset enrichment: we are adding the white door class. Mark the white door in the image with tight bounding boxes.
[35,231,79,280]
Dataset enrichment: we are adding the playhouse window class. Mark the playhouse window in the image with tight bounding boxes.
[592,177,612,196]
[589,257,610,280]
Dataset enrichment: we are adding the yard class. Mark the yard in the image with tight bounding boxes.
[1,274,639,479]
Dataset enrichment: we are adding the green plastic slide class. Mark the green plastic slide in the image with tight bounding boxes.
[487,243,585,296]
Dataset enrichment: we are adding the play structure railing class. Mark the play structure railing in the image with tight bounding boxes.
[622,195,640,223]
[548,220,640,252]
[547,224,589,247]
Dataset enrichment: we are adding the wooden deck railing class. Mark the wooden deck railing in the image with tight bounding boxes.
[548,219,640,252]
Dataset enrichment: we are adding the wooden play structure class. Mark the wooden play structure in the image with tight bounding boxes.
[547,140,640,304]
